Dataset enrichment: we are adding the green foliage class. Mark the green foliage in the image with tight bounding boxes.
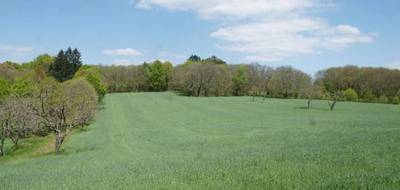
[75,67,107,102]
[360,89,376,102]
[162,61,173,87]
[232,66,249,96]
[49,48,82,82]
[11,73,36,97]
[203,55,226,65]
[185,55,226,65]
[317,66,400,104]
[390,96,399,104]
[31,54,55,78]
[378,95,389,104]
[270,66,312,98]
[1,93,400,189]
[344,88,358,101]
[0,78,11,101]
[145,60,168,91]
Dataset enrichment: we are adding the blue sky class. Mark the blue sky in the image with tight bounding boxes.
[0,0,399,74]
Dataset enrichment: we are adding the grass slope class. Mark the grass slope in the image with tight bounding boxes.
[1,92,400,189]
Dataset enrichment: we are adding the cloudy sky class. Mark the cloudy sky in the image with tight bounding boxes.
[0,0,399,73]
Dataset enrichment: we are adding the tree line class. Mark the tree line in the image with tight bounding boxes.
[99,55,400,104]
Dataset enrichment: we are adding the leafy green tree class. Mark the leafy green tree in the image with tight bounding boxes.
[163,62,173,89]
[49,48,82,82]
[390,96,399,104]
[145,60,168,91]
[344,88,358,101]
[11,73,37,97]
[75,67,107,102]
[204,56,226,65]
[232,66,249,96]
[270,66,311,98]
[32,54,55,78]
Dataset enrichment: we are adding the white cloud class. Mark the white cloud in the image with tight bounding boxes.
[134,0,317,19]
[103,48,143,57]
[111,59,141,66]
[0,44,33,56]
[135,0,375,62]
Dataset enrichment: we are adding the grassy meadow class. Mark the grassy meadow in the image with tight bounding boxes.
[1,92,400,189]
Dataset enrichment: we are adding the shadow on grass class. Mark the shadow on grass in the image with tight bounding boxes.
[293,106,329,111]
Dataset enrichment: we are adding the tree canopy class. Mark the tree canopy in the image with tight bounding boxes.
[49,48,82,82]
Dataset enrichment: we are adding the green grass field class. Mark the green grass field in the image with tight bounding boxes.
[1,92,400,189]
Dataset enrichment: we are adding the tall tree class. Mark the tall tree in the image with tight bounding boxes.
[204,56,226,65]
[187,55,202,62]
[232,66,249,96]
[31,54,55,78]
[49,48,82,82]
[145,60,168,91]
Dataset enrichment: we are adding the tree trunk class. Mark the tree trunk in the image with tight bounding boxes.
[10,134,19,148]
[55,131,66,154]
[0,137,5,156]
[13,138,18,148]
[307,99,311,109]
[328,100,337,111]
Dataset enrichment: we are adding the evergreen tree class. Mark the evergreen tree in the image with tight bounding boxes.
[187,55,201,62]
[49,48,82,82]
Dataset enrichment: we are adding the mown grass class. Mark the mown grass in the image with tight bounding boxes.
[1,92,399,189]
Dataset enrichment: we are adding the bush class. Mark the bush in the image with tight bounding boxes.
[378,95,389,104]
[75,67,107,102]
[390,96,399,104]
[361,89,376,103]
[0,77,11,101]
[344,88,358,101]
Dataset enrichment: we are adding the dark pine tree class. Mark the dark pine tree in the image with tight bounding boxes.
[187,55,202,62]
[49,47,82,82]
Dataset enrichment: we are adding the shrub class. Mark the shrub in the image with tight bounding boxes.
[378,95,389,104]
[361,90,376,103]
[390,96,399,104]
[75,67,107,102]
[0,77,11,101]
[344,88,358,101]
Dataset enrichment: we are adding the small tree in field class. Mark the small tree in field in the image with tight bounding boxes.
[327,91,343,111]
[300,85,322,109]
